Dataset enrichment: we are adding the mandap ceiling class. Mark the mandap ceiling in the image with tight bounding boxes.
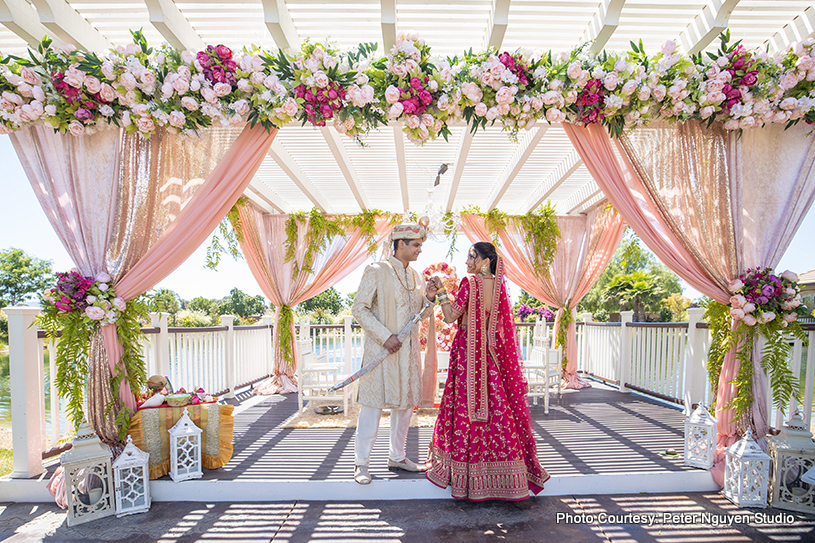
[2,0,814,216]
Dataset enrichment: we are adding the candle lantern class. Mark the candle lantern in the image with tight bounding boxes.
[684,403,717,469]
[723,428,771,508]
[113,435,151,517]
[60,421,115,526]
[168,407,203,482]
[767,411,815,514]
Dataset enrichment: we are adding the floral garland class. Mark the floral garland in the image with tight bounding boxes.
[36,270,149,438]
[705,268,810,422]
[420,262,459,351]
[2,31,815,143]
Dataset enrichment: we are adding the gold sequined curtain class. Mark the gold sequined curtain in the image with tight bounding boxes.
[9,125,245,444]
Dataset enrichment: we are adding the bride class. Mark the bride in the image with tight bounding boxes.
[426,241,549,501]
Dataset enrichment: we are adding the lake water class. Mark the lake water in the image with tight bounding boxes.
[0,350,69,431]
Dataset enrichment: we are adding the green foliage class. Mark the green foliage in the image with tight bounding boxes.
[188,296,216,315]
[0,308,7,345]
[147,288,181,324]
[219,288,266,319]
[345,291,357,307]
[277,304,295,366]
[299,287,343,315]
[661,293,691,322]
[286,209,347,278]
[703,299,732,402]
[205,197,248,270]
[603,270,664,322]
[176,310,213,327]
[555,306,573,370]
[0,248,53,307]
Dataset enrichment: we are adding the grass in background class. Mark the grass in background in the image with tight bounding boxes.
[0,448,11,476]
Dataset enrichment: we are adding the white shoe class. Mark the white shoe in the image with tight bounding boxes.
[387,457,427,472]
[354,465,372,485]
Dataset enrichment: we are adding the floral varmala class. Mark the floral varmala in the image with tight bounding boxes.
[427,258,549,501]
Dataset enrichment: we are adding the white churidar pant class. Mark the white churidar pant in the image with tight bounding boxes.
[354,405,412,466]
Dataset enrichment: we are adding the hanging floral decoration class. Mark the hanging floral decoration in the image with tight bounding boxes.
[705,268,810,422]
[2,30,815,142]
[36,270,149,438]
[420,262,459,351]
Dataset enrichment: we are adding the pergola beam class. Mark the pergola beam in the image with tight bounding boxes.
[767,6,815,53]
[0,0,64,49]
[321,126,369,211]
[565,185,602,215]
[678,0,740,55]
[28,0,111,52]
[446,129,474,211]
[262,0,299,52]
[581,0,625,53]
[266,140,331,213]
[486,126,547,211]
[244,185,285,214]
[487,0,511,49]
[380,0,396,53]
[524,150,582,213]
[144,0,204,51]
[393,124,409,211]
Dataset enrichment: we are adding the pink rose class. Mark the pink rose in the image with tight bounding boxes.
[84,76,102,94]
[173,78,190,94]
[405,114,420,129]
[215,44,232,60]
[135,116,155,133]
[496,86,515,104]
[661,40,677,55]
[780,73,799,90]
[68,120,85,137]
[474,102,488,116]
[603,72,620,91]
[742,302,755,314]
[742,314,757,326]
[20,67,40,86]
[112,297,126,311]
[566,61,583,80]
[542,90,560,105]
[637,87,651,101]
[120,73,137,91]
[140,71,157,88]
[700,106,715,119]
[313,71,329,88]
[723,119,740,130]
[421,113,434,127]
[85,306,106,320]
[728,279,744,292]
[730,294,746,308]
[213,82,231,97]
[545,107,566,123]
[232,99,249,116]
[730,307,745,320]
[201,87,217,103]
[99,84,116,102]
[250,71,265,86]
[282,97,298,116]
[653,85,667,101]
[739,116,756,129]
[32,86,45,102]
[391,64,408,78]
[181,96,199,111]
[781,270,799,282]
[780,97,798,110]
[783,313,798,323]
[621,80,638,96]
[388,102,404,118]
[169,110,186,127]
[759,311,776,324]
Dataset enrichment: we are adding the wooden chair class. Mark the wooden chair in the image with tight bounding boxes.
[296,338,355,414]
[524,320,562,414]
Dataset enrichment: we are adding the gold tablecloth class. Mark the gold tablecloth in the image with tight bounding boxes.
[128,403,234,480]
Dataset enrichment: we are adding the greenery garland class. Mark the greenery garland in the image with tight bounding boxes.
[555,302,574,370]
[36,270,149,439]
[277,303,295,367]
[206,196,248,270]
[704,268,809,423]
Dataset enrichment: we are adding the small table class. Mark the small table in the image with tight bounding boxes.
[128,402,234,480]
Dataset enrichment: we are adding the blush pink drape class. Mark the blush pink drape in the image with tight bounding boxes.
[237,205,392,394]
[10,123,276,442]
[459,205,624,388]
[564,121,815,486]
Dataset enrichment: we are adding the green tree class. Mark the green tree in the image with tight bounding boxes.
[603,270,664,322]
[345,291,356,307]
[0,248,53,307]
[188,296,215,315]
[219,288,266,319]
[299,287,343,315]
[148,288,181,324]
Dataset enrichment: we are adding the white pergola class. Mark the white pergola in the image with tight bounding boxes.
[1,0,814,215]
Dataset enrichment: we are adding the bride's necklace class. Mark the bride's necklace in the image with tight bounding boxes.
[389,261,418,291]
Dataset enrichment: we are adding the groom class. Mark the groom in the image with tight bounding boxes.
[350,220,437,485]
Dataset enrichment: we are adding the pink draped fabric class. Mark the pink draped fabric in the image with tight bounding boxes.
[564,121,815,486]
[426,258,550,500]
[459,205,624,388]
[237,206,391,394]
[10,123,276,440]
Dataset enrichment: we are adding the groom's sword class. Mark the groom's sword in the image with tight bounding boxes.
[328,300,430,393]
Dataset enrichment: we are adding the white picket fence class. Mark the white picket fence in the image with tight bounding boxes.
[5,306,815,481]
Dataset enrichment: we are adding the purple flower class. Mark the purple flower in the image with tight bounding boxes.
[761,284,774,297]
[74,108,94,121]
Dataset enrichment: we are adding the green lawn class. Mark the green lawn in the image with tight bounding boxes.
[0,448,11,476]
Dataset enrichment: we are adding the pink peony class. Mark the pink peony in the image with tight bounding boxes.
[169,110,186,127]
[781,270,799,282]
[474,102,488,116]
[742,314,757,326]
[181,96,199,111]
[728,279,744,292]
[759,311,776,324]
[85,306,105,320]
[730,294,746,308]
[201,87,217,103]
[385,86,401,105]
[213,82,232,97]
[135,116,156,133]
[313,71,330,88]
[742,302,756,314]
[68,120,85,137]
[388,102,404,118]
[282,97,298,116]
[661,40,677,55]
[730,307,745,320]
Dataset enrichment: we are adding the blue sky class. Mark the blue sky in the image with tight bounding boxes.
[2,135,814,303]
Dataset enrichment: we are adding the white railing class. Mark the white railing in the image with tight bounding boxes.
[627,323,689,403]
[580,320,623,384]
[306,316,365,374]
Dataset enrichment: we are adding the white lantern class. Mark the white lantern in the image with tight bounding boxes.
[767,412,815,514]
[723,428,772,508]
[113,435,151,517]
[684,403,717,469]
[60,421,115,526]
[168,407,203,482]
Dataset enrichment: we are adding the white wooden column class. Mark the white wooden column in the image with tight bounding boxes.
[343,315,353,375]
[221,315,235,398]
[261,315,273,378]
[683,307,707,415]
[7,306,44,478]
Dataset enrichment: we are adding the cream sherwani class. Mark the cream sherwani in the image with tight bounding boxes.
[351,255,432,466]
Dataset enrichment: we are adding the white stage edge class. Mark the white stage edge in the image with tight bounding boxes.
[1,470,719,503]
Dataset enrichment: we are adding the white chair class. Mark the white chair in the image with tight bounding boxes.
[435,351,451,402]
[296,338,355,414]
[524,321,562,414]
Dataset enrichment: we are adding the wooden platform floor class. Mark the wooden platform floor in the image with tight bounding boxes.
[196,381,692,483]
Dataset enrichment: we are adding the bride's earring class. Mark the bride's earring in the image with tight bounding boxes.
[480,263,489,276]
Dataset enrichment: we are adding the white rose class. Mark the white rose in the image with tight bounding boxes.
[388,102,404,118]
[169,110,186,127]
[661,40,677,56]
[474,102,488,116]
[68,120,85,137]
[385,85,401,104]
[232,99,250,116]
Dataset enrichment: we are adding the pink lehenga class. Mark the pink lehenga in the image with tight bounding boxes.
[427,257,550,501]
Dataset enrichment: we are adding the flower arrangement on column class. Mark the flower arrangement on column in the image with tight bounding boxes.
[3,30,815,141]
[705,268,809,421]
[420,262,459,351]
[36,270,149,436]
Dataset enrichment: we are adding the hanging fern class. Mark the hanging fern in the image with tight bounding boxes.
[205,196,249,270]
